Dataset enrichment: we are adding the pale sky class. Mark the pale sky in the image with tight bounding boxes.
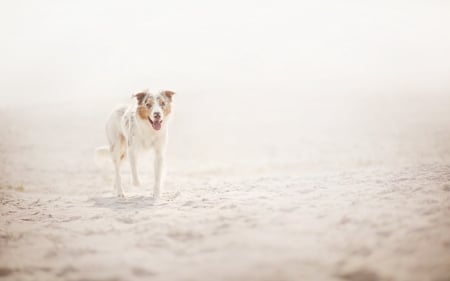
[1,0,449,105]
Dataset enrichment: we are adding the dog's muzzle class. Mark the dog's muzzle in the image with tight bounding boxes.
[148,116,162,130]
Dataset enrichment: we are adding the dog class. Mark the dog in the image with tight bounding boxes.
[95,89,175,198]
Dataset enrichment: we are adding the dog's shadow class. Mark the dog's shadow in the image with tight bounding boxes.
[90,192,179,210]
[90,196,161,210]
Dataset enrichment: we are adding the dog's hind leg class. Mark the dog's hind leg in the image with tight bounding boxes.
[111,134,127,198]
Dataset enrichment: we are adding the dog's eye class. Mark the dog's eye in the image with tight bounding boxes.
[161,102,166,107]
[146,104,152,108]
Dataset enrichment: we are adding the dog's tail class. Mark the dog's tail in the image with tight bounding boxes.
[94,146,111,168]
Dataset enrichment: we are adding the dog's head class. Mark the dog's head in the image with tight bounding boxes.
[133,89,175,131]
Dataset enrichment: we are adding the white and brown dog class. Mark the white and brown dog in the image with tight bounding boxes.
[95,89,175,198]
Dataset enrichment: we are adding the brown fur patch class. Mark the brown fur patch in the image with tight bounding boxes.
[119,134,126,160]
[133,92,148,105]
[157,95,172,116]
[137,105,149,120]
[110,134,127,161]
[163,101,171,116]
[119,134,126,144]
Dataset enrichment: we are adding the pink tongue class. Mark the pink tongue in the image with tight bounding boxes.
[152,120,161,130]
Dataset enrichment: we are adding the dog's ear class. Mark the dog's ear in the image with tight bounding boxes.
[132,91,148,105]
[161,90,175,102]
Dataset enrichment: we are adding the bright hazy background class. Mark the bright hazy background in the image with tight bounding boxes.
[1,1,450,104]
[1,0,450,184]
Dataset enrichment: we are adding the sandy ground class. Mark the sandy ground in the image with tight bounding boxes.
[1,92,450,281]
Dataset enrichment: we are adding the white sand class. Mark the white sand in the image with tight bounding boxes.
[1,93,450,281]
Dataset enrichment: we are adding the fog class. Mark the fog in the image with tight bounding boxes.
[2,0,450,175]
[1,0,450,106]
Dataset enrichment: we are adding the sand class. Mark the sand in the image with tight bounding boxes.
[1,92,450,281]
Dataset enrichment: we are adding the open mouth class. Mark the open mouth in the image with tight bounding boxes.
[148,117,162,130]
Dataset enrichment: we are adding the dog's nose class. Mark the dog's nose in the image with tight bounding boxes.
[153,112,161,120]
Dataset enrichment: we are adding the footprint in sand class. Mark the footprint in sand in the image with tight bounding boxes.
[61,216,82,222]
[167,230,203,241]
[132,267,156,277]
[220,203,237,210]
[56,266,78,277]
[0,267,13,277]
[182,200,195,206]
[338,268,380,281]
[116,216,133,224]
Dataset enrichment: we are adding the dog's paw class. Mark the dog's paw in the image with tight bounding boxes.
[132,179,141,187]
[117,191,125,199]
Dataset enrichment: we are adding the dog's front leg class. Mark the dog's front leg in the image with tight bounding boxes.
[153,148,164,199]
[127,120,140,187]
[129,145,140,187]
